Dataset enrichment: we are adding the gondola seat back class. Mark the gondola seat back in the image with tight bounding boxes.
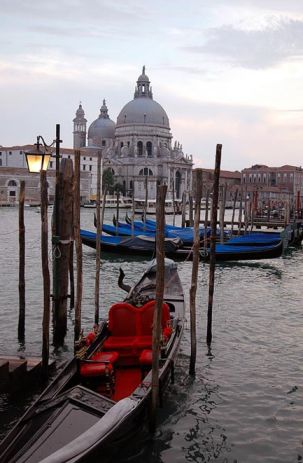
[103,300,172,364]
[103,303,138,357]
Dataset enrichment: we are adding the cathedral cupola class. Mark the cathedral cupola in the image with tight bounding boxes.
[134,66,153,99]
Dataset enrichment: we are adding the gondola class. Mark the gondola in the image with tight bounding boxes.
[199,240,284,261]
[225,232,281,246]
[102,222,205,246]
[80,229,182,256]
[0,259,185,463]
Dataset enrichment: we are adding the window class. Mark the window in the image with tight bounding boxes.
[121,142,124,148]
[147,141,152,157]
[9,191,16,197]
[102,140,106,147]
[89,157,92,161]
[9,151,12,155]
[83,165,86,171]
[139,168,153,176]
[20,151,23,155]
[50,161,53,168]
[83,157,86,160]
[137,141,143,156]
[8,180,17,186]
[89,165,92,171]
[68,155,70,159]
[0,159,2,166]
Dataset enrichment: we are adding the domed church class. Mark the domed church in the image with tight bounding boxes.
[73,67,193,200]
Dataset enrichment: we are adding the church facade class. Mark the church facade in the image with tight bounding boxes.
[73,67,193,200]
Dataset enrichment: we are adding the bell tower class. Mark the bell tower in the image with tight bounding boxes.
[73,103,87,148]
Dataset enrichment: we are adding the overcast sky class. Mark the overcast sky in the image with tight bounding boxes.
[1,0,303,170]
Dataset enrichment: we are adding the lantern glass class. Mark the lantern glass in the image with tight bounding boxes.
[25,148,50,173]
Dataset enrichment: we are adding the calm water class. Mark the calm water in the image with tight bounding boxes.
[0,207,303,463]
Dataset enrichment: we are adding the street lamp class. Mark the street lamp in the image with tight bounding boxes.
[25,124,62,334]
[24,138,51,173]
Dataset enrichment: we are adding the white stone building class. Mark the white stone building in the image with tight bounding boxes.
[73,67,193,200]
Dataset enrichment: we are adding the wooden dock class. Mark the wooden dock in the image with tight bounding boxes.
[0,356,55,392]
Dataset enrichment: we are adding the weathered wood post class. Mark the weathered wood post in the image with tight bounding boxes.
[40,171,51,375]
[69,244,75,310]
[207,144,222,347]
[115,190,120,235]
[189,193,194,226]
[172,176,176,226]
[219,183,227,243]
[181,190,187,228]
[237,188,243,235]
[231,188,238,235]
[95,151,102,325]
[73,150,82,344]
[204,189,210,252]
[53,158,74,345]
[18,180,26,342]
[150,183,167,432]
[131,194,135,237]
[189,169,202,376]
[143,175,148,228]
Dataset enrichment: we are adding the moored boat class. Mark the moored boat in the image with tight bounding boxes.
[80,229,182,256]
[0,259,185,463]
[198,240,284,261]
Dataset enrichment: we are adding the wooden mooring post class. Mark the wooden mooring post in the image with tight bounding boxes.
[53,158,74,345]
[18,180,25,342]
[207,144,222,347]
[150,183,167,432]
[73,150,82,344]
[189,169,202,376]
[95,152,102,324]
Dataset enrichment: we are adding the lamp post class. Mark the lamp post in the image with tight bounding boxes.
[25,124,63,340]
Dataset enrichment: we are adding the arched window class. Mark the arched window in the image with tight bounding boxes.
[137,141,143,156]
[139,168,153,176]
[130,180,133,191]
[147,141,152,157]
[8,180,17,187]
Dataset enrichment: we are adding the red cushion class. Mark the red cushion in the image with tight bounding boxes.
[80,361,113,377]
[139,349,153,366]
[138,301,170,336]
[91,351,119,364]
[108,302,138,337]
[135,336,152,348]
[103,336,136,350]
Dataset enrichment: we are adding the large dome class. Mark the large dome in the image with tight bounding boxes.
[116,66,170,129]
[88,100,115,141]
[117,98,170,128]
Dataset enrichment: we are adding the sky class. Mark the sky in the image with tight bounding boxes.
[1,0,303,171]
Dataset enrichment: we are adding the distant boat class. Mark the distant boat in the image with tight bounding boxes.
[134,199,182,215]
[35,205,54,213]
[83,196,133,209]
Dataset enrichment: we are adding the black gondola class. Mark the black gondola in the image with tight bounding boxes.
[0,259,185,463]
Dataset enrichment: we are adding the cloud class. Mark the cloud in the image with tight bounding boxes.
[182,17,303,69]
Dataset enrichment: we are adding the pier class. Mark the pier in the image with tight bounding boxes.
[0,356,55,393]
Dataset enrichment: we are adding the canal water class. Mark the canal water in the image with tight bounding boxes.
[0,206,303,462]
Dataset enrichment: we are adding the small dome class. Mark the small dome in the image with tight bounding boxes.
[137,65,150,83]
[88,99,115,141]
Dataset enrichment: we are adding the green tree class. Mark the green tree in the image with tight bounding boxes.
[102,168,114,193]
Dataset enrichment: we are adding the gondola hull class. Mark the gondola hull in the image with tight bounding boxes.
[0,260,185,463]
[198,240,284,261]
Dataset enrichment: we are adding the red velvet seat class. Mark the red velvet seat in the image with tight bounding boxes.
[80,351,119,377]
